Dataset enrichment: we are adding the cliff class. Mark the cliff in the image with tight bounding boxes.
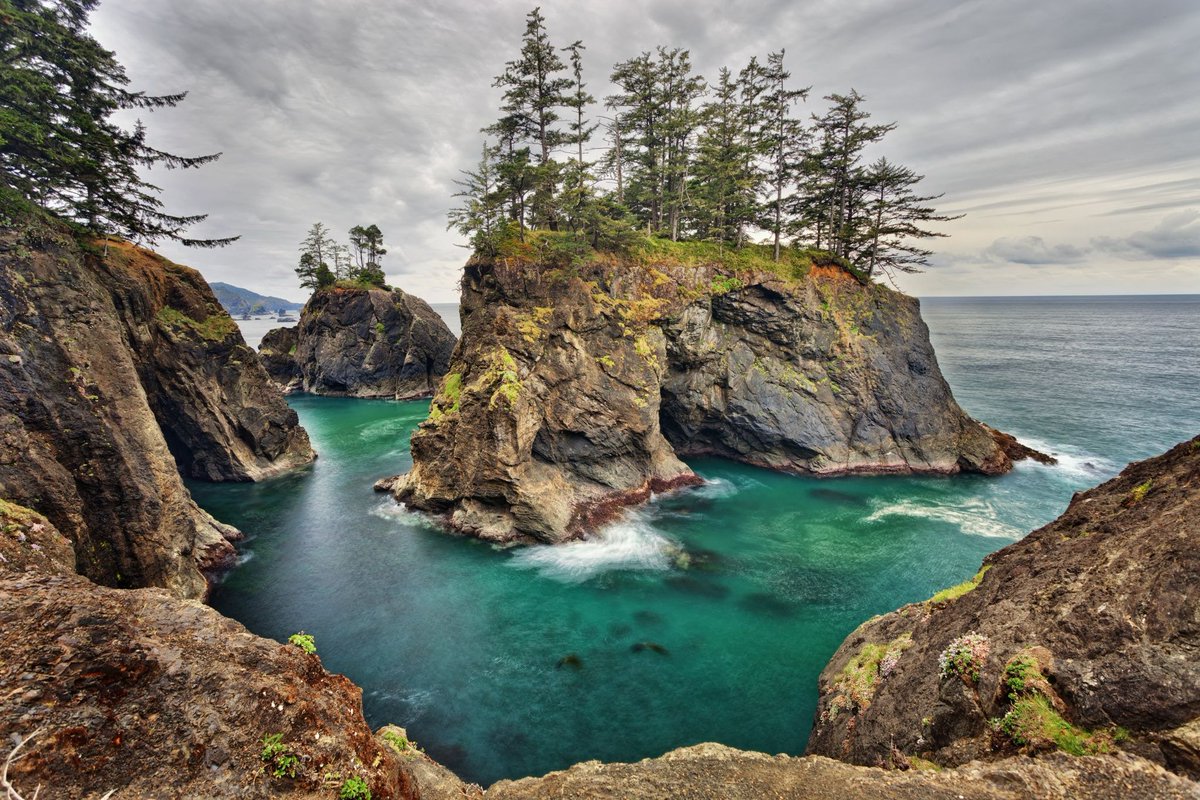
[0,215,313,598]
[806,435,1200,779]
[260,284,457,399]
[381,245,1044,544]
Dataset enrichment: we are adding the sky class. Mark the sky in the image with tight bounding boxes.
[89,0,1200,303]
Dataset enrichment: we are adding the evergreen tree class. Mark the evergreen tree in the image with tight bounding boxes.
[689,68,753,245]
[0,0,236,246]
[559,40,597,233]
[858,157,961,280]
[297,222,336,288]
[759,50,809,260]
[349,224,387,285]
[447,142,506,254]
[488,6,571,230]
[658,47,705,241]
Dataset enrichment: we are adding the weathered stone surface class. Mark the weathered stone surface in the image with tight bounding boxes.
[0,219,312,597]
[807,435,1200,779]
[261,285,456,399]
[384,256,1041,543]
[0,499,75,576]
[486,743,1195,800]
[0,571,413,800]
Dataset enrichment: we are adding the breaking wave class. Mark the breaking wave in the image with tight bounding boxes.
[865,496,1025,539]
[507,512,676,583]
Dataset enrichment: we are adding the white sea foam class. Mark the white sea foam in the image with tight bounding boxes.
[358,417,413,441]
[690,476,739,501]
[865,497,1024,539]
[507,512,675,583]
[1015,435,1117,481]
[369,498,442,531]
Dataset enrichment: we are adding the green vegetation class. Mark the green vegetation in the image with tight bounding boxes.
[449,9,958,282]
[155,306,238,341]
[928,565,990,604]
[380,729,410,753]
[1128,479,1153,504]
[1,0,235,247]
[338,776,372,800]
[824,633,912,719]
[259,733,300,779]
[938,632,988,684]
[287,632,316,655]
[998,695,1114,756]
[296,222,388,291]
[595,355,616,369]
[374,321,385,335]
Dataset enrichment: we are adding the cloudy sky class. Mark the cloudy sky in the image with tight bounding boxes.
[90,0,1200,302]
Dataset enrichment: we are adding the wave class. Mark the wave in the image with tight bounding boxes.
[865,497,1025,539]
[368,498,443,531]
[507,512,676,583]
[1014,435,1118,481]
[358,417,417,441]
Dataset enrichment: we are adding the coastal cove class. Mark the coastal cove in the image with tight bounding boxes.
[193,294,1200,787]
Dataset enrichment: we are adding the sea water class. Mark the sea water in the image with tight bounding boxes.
[195,295,1199,785]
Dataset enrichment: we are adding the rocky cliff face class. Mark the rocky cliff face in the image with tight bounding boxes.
[381,253,1041,544]
[0,217,313,598]
[261,285,457,399]
[807,435,1200,779]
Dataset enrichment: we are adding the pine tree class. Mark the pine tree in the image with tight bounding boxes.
[447,142,506,254]
[489,6,571,230]
[297,222,336,288]
[858,157,962,280]
[559,40,597,233]
[759,51,809,260]
[349,224,386,285]
[689,68,752,245]
[0,0,236,246]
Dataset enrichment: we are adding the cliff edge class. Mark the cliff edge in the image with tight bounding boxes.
[0,215,313,598]
[381,246,1045,543]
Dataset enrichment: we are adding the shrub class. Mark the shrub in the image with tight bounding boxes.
[260,733,300,779]
[381,730,410,752]
[938,632,989,683]
[288,632,316,655]
[997,695,1113,756]
[339,776,372,800]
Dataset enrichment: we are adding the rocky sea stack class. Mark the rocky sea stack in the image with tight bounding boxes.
[260,284,456,399]
[379,243,1048,544]
[0,215,314,598]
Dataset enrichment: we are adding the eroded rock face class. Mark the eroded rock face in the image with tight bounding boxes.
[0,571,414,800]
[0,220,313,597]
[383,256,1038,543]
[261,285,457,399]
[806,435,1200,779]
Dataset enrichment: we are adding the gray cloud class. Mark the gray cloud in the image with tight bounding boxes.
[982,236,1089,266]
[1093,210,1200,259]
[86,0,1200,300]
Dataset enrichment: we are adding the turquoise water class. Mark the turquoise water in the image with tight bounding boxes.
[198,295,1199,786]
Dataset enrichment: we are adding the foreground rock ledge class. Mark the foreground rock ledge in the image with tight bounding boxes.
[807,434,1200,779]
[382,253,1050,544]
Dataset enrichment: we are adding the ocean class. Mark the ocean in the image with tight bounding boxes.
[199,295,1199,785]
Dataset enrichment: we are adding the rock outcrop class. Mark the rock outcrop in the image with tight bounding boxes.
[260,285,456,399]
[381,252,1045,544]
[0,216,313,598]
[807,435,1200,779]
[0,570,417,800]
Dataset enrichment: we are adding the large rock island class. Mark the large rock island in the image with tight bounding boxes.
[0,215,314,599]
[260,284,456,399]
[379,244,1047,544]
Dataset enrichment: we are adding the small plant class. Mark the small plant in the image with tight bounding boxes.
[260,733,300,779]
[1127,479,1153,504]
[997,695,1114,756]
[380,730,410,752]
[374,321,385,335]
[1004,653,1040,699]
[339,775,372,800]
[927,565,990,604]
[288,632,316,655]
[938,632,989,684]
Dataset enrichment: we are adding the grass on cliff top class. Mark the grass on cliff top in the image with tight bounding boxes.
[491,230,866,285]
[927,565,991,604]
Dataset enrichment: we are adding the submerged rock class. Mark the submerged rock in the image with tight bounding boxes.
[0,218,312,597]
[807,435,1200,779]
[382,253,1043,543]
[261,285,456,399]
